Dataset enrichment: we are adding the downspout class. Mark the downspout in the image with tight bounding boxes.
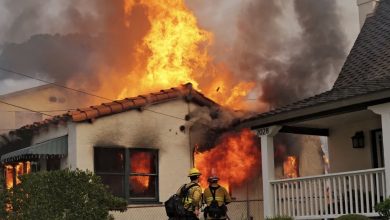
[187,101,194,168]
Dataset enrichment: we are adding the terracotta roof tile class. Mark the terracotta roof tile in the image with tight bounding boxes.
[10,83,218,132]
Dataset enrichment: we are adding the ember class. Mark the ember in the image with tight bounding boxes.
[283,156,299,178]
[194,129,261,189]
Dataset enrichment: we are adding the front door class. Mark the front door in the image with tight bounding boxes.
[371,129,384,168]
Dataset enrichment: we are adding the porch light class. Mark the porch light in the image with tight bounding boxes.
[351,131,364,148]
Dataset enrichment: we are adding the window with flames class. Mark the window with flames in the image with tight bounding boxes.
[4,161,32,189]
[94,147,158,203]
[283,156,299,179]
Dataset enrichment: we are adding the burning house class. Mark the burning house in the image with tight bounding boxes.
[0,83,265,219]
[0,0,382,219]
[240,0,390,219]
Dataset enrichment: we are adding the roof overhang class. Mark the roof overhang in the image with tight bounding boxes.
[239,89,390,130]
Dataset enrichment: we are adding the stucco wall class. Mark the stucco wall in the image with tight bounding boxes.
[328,117,381,173]
[70,99,203,218]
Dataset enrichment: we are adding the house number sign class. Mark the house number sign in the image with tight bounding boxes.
[256,127,270,136]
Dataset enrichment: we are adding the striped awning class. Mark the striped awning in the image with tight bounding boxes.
[1,136,68,163]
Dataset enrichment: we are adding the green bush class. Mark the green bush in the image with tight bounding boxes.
[375,197,390,219]
[266,216,293,220]
[1,169,127,220]
[335,214,369,220]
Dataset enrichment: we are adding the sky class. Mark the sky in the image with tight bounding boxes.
[0,0,360,102]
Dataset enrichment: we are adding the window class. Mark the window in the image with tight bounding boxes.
[94,148,158,203]
[47,158,61,171]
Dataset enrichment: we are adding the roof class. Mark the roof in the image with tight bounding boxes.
[11,83,218,132]
[334,0,390,88]
[240,0,390,129]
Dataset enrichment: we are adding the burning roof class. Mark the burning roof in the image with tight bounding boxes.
[4,83,218,135]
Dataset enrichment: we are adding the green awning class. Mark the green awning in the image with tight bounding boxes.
[1,136,68,163]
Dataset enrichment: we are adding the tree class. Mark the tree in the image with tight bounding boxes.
[1,169,127,220]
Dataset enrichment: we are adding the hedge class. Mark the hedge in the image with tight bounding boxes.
[0,169,127,220]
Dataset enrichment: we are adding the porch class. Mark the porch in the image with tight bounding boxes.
[271,168,385,219]
[254,103,390,219]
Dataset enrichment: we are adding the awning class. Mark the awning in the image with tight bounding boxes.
[1,136,68,163]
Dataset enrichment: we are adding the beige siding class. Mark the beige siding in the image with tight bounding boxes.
[328,117,381,173]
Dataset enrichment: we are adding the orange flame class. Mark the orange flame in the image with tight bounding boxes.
[4,162,31,189]
[194,129,261,189]
[115,0,255,109]
[130,152,153,192]
[5,165,13,189]
[283,156,299,178]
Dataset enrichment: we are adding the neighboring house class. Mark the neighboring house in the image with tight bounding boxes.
[239,0,390,219]
[0,84,92,133]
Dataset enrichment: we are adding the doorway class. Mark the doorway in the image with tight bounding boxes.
[371,129,384,168]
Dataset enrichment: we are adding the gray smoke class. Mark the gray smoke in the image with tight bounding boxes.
[0,0,151,98]
[231,0,348,108]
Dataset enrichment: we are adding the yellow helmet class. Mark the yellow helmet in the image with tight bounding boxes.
[188,167,201,177]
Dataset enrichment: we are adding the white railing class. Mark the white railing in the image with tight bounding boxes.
[270,168,386,219]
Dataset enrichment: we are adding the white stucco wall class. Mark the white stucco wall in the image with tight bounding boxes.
[328,116,381,173]
[67,99,205,219]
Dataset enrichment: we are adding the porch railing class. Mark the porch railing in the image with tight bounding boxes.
[270,168,386,219]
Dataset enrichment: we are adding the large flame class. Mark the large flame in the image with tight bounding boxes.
[194,129,261,189]
[130,152,154,192]
[117,0,254,109]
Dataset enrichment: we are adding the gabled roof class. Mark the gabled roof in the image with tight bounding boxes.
[239,0,390,129]
[10,83,217,132]
[334,0,390,88]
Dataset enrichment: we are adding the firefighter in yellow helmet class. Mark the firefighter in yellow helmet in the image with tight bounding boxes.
[170,168,202,220]
[203,175,232,220]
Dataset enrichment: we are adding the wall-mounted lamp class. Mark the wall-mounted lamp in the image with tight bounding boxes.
[351,131,365,148]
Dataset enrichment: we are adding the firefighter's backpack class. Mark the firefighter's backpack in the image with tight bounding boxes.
[206,186,226,219]
[164,183,199,217]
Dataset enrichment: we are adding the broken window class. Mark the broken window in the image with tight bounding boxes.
[94,147,158,203]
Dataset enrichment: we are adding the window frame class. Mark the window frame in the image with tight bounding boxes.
[94,147,159,204]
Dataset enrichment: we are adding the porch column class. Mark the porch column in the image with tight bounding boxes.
[369,103,390,196]
[255,126,281,218]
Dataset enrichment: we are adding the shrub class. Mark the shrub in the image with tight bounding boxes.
[266,216,293,220]
[375,197,390,219]
[335,214,369,220]
[1,169,127,220]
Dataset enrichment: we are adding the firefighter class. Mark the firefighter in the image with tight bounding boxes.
[170,167,202,220]
[203,176,232,220]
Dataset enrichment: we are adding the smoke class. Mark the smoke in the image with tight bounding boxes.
[231,0,348,108]
[0,0,151,99]
[0,0,349,108]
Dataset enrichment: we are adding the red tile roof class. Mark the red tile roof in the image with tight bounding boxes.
[13,83,218,132]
